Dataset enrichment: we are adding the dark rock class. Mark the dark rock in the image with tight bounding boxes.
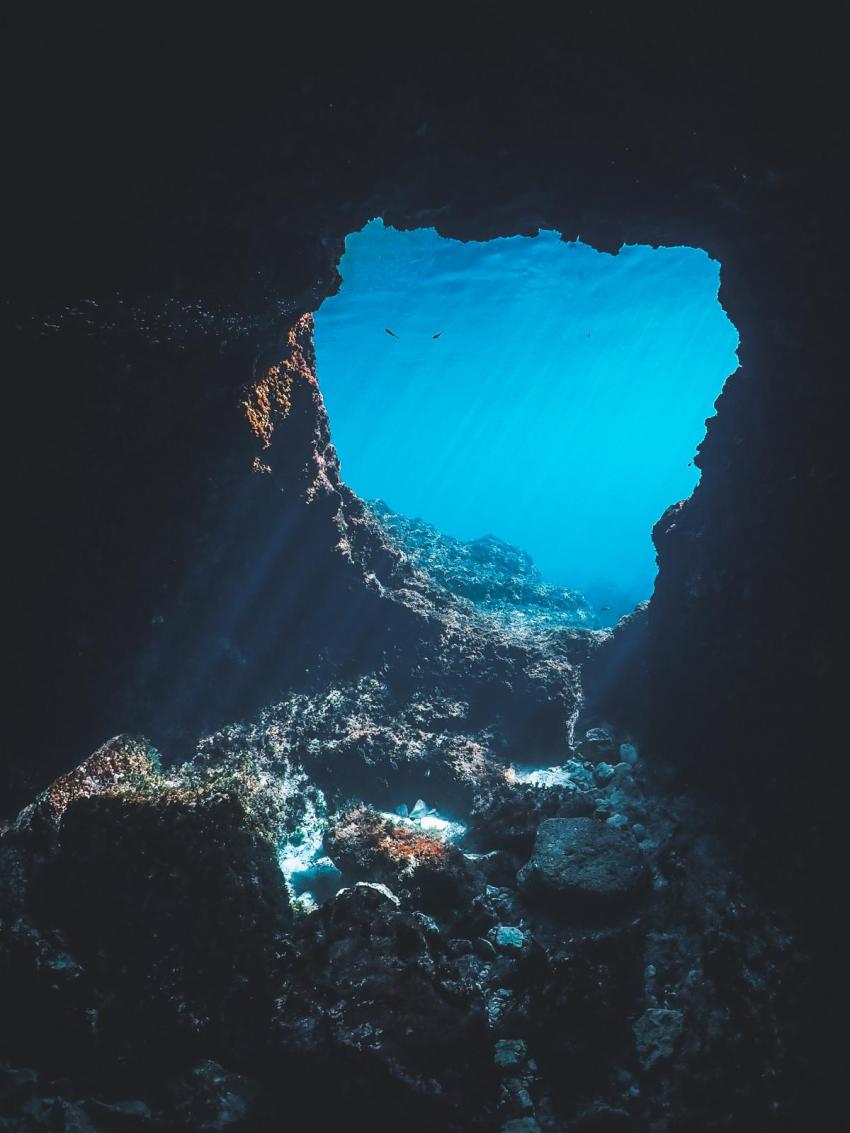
[47,1100,97,1133]
[494,1039,528,1073]
[0,917,97,1075]
[633,1008,685,1071]
[482,886,524,926]
[578,727,619,762]
[606,814,630,830]
[593,762,616,786]
[474,937,497,960]
[467,782,595,856]
[501,1076,535,1116]
[502,1119,542,1133]
[520,921,645,1103]
[166,1061,257,1131]
[447,937,474,957]
[0,1065,39,1104]
[463,848,518,888]
[2,740,291,1082]
[573,1101,633,1130]
[86,1097,154,1125]
[0,847,28,917]
[271,883,498,1131]
[517,818,650,918]
[0,1080,100,1133]
[578,604,650,738]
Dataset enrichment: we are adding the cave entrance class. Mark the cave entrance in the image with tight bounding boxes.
[315,220,738,623]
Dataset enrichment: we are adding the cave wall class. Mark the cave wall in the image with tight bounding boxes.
[3,4,846,918]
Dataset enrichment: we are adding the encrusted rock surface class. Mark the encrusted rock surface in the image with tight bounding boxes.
[2,735,291,1090]
[324,804,477,913]
[517,817,651,918]
[0,717,807,1131]
[369,500,595,632]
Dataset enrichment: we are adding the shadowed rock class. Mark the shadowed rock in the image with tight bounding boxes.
[517,817,650,918]
[1,736,291,1081]
[467,782,595,856]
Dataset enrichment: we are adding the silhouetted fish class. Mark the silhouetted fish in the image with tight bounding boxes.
[385,328,399,338]
[432,332,443,339]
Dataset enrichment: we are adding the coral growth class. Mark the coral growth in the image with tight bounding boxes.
[329,804,450,872]
[1,717,806,1130]
[240,314,316,450]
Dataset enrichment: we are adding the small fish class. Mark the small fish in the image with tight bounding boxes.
[600,606,610,612]
[432,332,443,339]
[384,328,399,338]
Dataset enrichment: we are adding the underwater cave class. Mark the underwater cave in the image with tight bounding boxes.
[2,9,845,1133]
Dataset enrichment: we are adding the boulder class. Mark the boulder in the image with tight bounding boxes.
[577,727,619,762]
[503,1118,542,1133]
[494,1039,528,1073]
[166,1061,258,1130]
[593,762,616,786]
[489,925,527,955]
[517,818,650,918]
[30,744,292,1071]
[324,804,476,915]
[633,1008,685,1071]
[467,783,595,855]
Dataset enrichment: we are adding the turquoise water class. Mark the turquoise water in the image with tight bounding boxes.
[315,220,738,618]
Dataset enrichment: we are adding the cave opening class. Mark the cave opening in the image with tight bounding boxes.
[315,219,739,624]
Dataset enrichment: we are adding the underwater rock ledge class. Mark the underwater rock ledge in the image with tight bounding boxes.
[92,312,592,769]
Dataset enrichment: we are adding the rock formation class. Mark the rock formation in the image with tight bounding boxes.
[2,7,843,1126]
[1,716,803,1130]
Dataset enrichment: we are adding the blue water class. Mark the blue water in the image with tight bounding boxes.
[315,220,738,618]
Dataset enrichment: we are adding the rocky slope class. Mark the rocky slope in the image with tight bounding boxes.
[368,501,596,633]
[1,721,804,1131]
[0,469,806,1127]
